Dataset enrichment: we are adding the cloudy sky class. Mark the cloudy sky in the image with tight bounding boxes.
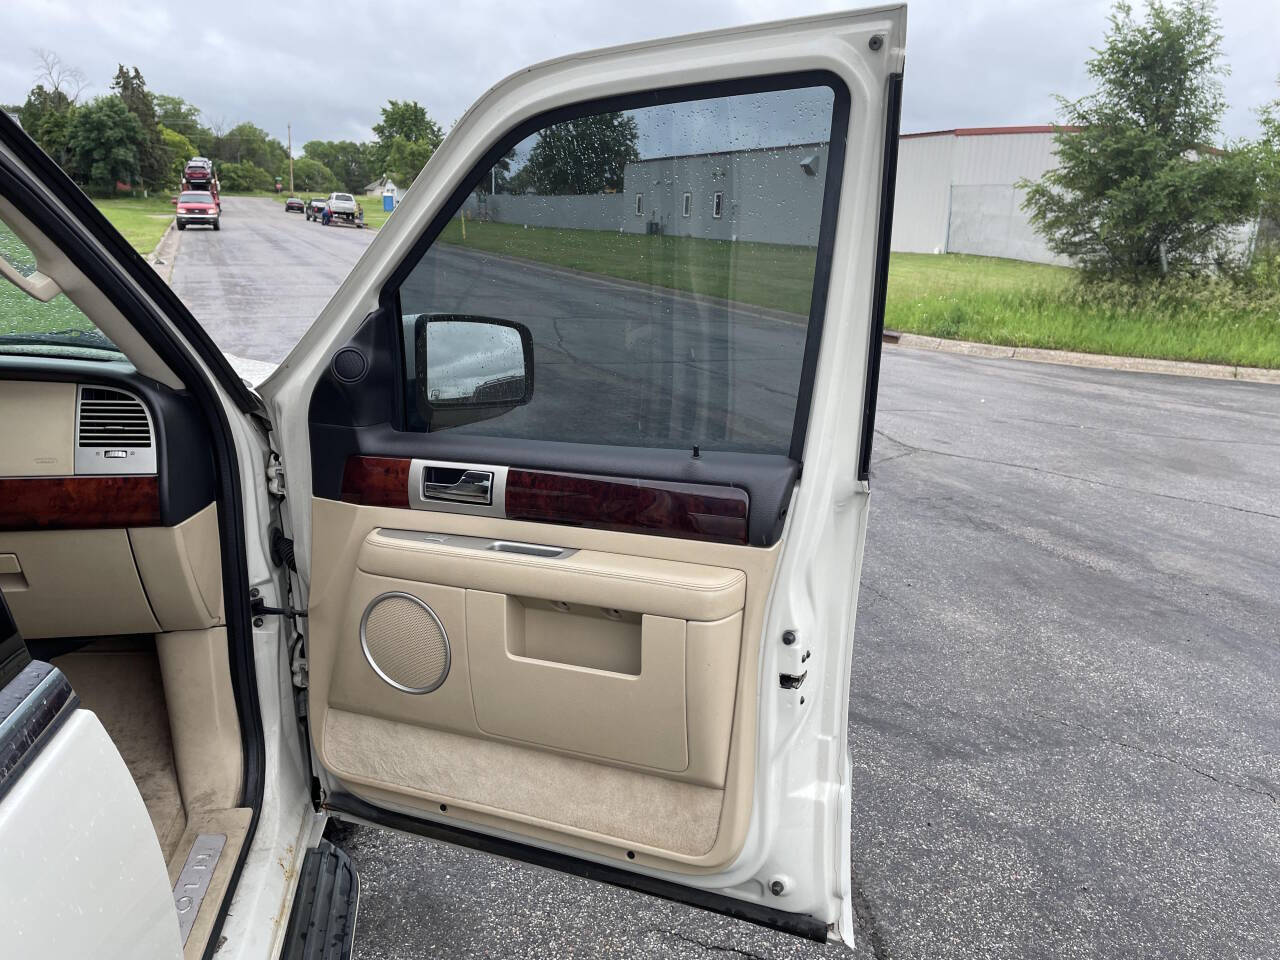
[2,0,1275,152]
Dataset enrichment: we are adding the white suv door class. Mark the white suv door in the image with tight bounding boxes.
[263,7,905,946]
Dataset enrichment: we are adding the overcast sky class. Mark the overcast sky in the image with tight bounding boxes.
[2,0,1275,154]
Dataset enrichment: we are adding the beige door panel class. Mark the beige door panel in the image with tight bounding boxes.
[310,497,779,871]
[358,527,746,621]
[469,593,690,772]
[324,710,724,860]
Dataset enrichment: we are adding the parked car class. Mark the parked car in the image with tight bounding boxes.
[0,8,904,958]
[284,196,305,213]
[174,190,220,231]
[306,198,327,221]
[324,191,359,224]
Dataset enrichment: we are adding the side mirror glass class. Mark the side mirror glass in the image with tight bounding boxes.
[414,314,534,429]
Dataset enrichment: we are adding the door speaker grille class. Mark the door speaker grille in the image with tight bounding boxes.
[360,592,450,693]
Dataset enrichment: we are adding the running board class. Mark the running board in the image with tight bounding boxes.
[281,840,360,960]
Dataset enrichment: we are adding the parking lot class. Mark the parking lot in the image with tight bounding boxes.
[175,197,1280,959]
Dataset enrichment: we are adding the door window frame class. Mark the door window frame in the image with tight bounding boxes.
[380,71,852,463]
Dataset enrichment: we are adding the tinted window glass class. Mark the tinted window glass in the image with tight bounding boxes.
[399,83,838,455]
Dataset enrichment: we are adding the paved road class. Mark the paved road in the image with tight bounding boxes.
[177,198,1280,959]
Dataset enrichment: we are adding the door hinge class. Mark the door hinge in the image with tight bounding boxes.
[266,456,286,497]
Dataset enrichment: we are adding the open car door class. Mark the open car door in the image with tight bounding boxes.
[263,7,904,945]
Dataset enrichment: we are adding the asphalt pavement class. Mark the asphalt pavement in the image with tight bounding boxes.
[175,197,1280,959]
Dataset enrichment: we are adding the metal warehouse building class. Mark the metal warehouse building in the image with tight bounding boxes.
[474,124,1066,265]
[892,125,1067,264]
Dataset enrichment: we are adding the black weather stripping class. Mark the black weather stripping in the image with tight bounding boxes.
[325,792,830,943]
[857,71,905,482]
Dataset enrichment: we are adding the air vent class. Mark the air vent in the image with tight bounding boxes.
[77,387,152,448]
[74,385,157,476]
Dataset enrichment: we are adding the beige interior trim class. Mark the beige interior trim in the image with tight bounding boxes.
[0,196,182,390]
[0,529,160,639]
[0,381,74,476]
[131,502,225,631]
[360,528,746,621]
[325,709,723,858]
[156,627,243,812]
[309,497,779,873]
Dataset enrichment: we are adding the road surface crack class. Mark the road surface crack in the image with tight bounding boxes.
[1032,712,1278,806]
[646,929,771,958]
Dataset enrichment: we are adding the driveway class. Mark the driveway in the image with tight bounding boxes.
[175,197,1280,959]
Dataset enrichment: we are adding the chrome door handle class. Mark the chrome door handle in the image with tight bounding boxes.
[422,469,493,504]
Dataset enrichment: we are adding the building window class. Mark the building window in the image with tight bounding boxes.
[635,193,643,216]
[682,192,692,217]
[712,191,724,218]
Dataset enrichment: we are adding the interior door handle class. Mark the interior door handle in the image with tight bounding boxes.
[422,469,493,504]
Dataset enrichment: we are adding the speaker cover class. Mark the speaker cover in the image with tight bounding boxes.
[331,347,369,383]
[359,592,450,693]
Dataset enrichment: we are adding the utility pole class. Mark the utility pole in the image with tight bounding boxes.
[288,123,294,194]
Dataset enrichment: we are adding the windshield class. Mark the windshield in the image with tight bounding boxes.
[179,192,213,203]
[0,219,122,360]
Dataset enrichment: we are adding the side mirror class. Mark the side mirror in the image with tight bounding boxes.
[414,314,534,430]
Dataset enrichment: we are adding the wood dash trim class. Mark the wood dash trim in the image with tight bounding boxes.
[0,475,161,531]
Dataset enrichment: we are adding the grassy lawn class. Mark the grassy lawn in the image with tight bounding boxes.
[436,219,820,315]
[885,253,1280,369]
[93,197,175,254]
[436,220,1280,369]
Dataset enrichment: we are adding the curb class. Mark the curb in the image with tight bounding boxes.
[889,332,1280,385]
[145,218,180,284]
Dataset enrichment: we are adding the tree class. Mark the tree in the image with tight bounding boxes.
[1022,0,1258,281]
[158,125,197,188]
[19,85,75,168]
[290,157,338,193]
[154,94,208,149]
[111,65,168,190]
[516,113,638,195]
[372,99,443,176]
[68,96,145,192]
[1257,81,1280,243]
[212,122,287,175]
[32,49,88,104]
[217,160,272,192]
[302,139,373,193]
[384,138,437,190]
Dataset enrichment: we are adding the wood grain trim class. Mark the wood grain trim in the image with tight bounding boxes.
[506,469,749,545]
[0,476,161,531]
[341,456,410,508]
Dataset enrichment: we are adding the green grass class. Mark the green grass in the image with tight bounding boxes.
[92,197,175,254]
[435,221,1280,369]
[436,219,820,315]
[0,221,98,338]
[885,253,1280,369]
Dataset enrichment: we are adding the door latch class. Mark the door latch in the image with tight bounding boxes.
[778,671,808,690]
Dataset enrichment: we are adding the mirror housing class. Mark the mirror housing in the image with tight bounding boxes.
[414,314,534,430]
